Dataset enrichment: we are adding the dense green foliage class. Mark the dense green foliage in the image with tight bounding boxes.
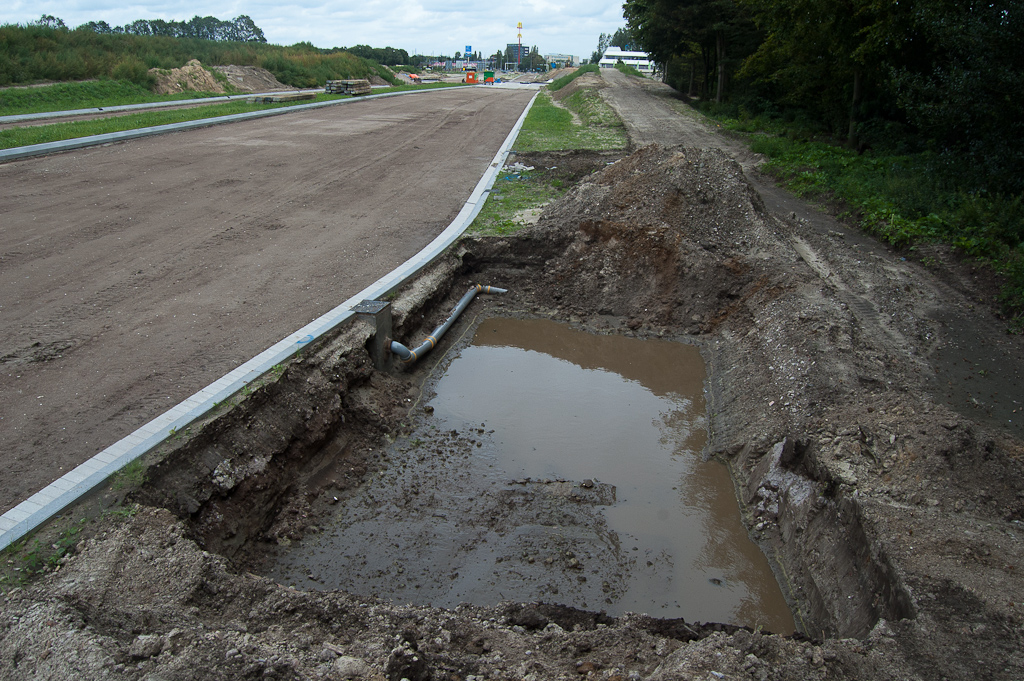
[623,0,1024,323]
[0,21,398,88]
[337,45,409,66]
[78,15,265,42]
[548,64,599,92]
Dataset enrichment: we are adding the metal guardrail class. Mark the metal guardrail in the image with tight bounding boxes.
[0,89,539,551]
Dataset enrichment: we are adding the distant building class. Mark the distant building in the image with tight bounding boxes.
[599,47,655,74]
[506,43,527,63]
[544,54,578,69]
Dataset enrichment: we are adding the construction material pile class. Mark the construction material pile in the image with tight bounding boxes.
[325,79,372,95]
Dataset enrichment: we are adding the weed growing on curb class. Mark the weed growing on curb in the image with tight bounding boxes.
[111,458,146,491]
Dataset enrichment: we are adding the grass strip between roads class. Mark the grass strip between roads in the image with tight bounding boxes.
[0,80,233,116]
[469,79,627,237]
[0,83,464,151]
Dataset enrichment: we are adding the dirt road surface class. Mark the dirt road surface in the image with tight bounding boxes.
[0,86,535,513]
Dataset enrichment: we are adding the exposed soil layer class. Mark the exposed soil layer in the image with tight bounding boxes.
[211,64,293,92]
[2,73,1023,680]
[150,59,228,95]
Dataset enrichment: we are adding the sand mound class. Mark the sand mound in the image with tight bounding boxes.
[211,64,292,92]
[149,59,226,95]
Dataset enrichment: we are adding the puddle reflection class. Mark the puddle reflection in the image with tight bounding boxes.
[432,317,794,632]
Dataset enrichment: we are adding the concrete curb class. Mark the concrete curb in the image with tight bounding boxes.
[0,90,322,124]
[0,85,513,164]
[0,89,538,551]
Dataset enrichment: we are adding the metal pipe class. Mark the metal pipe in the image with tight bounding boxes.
[389,284,507,364]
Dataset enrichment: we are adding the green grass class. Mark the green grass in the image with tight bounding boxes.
[614,62,644,78]
[547,64,599,92]
[110,458,146,490]
[469,85,627,236]
[0,83,464,150]
[707,112,1024,327]
[0,79,232,116]
[514,90,627,153]
[468,168,565,236]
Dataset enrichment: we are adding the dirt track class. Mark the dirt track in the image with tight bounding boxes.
[0,86,535,513]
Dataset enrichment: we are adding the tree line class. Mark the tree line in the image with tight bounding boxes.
[42,13,267,42]
[622,0,1024,195]
[0,18,397,89]
[336,45,409,67]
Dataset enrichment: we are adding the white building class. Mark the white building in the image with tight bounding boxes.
[598,47,655,74]
[544,53,579,69]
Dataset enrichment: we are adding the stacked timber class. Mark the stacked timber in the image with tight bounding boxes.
[246,92,316,103]
[325,79,373,95]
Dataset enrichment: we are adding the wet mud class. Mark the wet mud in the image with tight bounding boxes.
[264,316,795,634]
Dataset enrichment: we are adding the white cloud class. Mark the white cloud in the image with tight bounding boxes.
[4,0,628,61]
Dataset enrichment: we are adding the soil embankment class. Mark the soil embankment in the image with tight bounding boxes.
[1,71,1022,680]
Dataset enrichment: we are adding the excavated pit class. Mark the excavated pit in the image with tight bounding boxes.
[262,316,795,633]
[134,147,922,644]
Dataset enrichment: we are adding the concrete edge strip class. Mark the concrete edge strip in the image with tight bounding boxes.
[0,89,539,551]
[0,85,487,164]
[0,90,321,124]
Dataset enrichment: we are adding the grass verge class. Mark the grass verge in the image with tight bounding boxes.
[0,79,233,116]
[469,83,627,236]
[548,64,599,92]
[513,90,626,153]
[0,83,464,151]
[467,166,567,236]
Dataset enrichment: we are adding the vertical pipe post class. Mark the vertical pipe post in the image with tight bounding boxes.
[351,300,393,371]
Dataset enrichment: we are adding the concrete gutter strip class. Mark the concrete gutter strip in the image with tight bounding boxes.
[0,89,538,551]
[0,84,528,163]
[0,90,322,124]
[0,84,540,164]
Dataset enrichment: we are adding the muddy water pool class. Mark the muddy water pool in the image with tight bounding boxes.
[266,317,795,633]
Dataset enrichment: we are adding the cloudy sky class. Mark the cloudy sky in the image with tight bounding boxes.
[6,1,628,60]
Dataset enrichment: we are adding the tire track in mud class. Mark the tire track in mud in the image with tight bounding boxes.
[599,68,1022,440]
